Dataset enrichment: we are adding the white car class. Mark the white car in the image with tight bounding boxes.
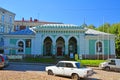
[99,59,120,71]
[45,61,94,80]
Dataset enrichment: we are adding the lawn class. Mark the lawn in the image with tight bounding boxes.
[24,57,56,63]
[9,56,106,67]
[77,60,106,67]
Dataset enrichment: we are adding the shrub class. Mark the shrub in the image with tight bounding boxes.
[77,60,106,67]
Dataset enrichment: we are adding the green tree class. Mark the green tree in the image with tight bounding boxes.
[88,24,96,29]
[115,34,120,56]
[97,23,110,33]
[96,23,120,57]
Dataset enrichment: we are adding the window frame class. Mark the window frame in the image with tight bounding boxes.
[96,41,103,53]
[65,63,74,68]
[25,39,31,48]
[18,41,24,52]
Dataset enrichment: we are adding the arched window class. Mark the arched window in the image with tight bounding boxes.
[43,37,52,56]
[18,41,24,52]
[69,37,77,55]
[56,37,65,56]
[0,38,4,42]
[96,41,102,53]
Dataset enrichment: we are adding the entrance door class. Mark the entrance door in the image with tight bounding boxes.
[57,47,62,56]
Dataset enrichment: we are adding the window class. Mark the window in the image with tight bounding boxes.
[1,15,4,22]
[109,60,116,65]
[96,41,102,53]
[8,25,11,33]
[18,41,24,52]
[16,25,20,31]
[9,16,12,24]
[1,15,4,33]
[26,39,31,48]
[0,38,4,42]
[56,62,64,67]
[0,25,4,33]
[65,63,74,68]
[75,63,81,68]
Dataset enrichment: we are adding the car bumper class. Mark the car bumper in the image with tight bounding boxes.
[0,62,4,68]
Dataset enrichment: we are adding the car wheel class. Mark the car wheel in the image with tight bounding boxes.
[48,70,54,75]
[105,67,110,71]
[71,74,79,80]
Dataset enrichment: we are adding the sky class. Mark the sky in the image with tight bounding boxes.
[0,0,120,27]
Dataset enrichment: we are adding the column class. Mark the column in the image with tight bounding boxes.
[32,33,41,55]
[4,37,9,54]
[52,40,56,55]
[110,39,115,55]
[65,40,68,55]
[79,33,85,55]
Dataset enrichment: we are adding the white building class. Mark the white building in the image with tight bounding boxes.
[0,7,15,53]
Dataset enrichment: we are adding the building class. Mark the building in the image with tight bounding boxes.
[0,7,15,53]
[14,17,63,31]
[4,24,116,59]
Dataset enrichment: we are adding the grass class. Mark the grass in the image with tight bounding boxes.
[24,57,106,67]
[24,57,56,63]
[9,55,106,67]
[77,60,106,67]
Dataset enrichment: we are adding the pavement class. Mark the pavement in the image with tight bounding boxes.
[9,62,54,66]
[4,62,54,71]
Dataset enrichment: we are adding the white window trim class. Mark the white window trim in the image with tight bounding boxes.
[95,40,104,54]
[16,40,25,54]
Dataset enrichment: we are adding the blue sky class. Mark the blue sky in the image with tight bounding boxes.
[0,0,120,27]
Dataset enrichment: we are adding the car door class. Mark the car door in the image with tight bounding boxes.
[64,63,74,76]
[108,60,116,70]
[54,62,65,75]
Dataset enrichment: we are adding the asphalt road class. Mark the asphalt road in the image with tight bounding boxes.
[2,62,120,80]
[3,62,52,71]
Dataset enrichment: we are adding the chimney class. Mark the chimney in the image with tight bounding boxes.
[30,17,32,22]
[34,19,38,22]
[22,17,24,22]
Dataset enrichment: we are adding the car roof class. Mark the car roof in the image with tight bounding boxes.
[58,61,79,63]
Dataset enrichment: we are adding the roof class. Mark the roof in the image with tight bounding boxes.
[33,24,83,29]
[0,7,15,15]
[85,29,113,36]
[59,61,79,63]
[9,28,36,35]
[14,20,63,25]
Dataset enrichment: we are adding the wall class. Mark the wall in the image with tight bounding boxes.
[89,39,111,55]
[10,38,31,54]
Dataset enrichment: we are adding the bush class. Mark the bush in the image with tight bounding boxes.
[24,57,55,63]
[77,60,106,67]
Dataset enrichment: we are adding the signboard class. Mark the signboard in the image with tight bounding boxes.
[79,54,82,60]
[70,53,74,58]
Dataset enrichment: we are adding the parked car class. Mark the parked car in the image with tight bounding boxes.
[0,54,9,69]
[99,59,120,72]
[46,61,94,80]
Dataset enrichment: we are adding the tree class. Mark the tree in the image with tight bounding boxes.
[87,24,96,29]
[96,23,120,57]
[97,23,110,33]
[115,34,120,56]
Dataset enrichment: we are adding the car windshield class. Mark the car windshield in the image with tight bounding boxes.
[75,62,84,68]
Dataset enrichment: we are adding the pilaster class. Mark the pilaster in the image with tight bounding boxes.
[65,39,68,55]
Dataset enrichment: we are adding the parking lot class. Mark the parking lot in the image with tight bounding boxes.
[0,63,120,80]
